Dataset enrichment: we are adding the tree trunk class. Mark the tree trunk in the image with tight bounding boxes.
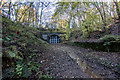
[39,2,43,26]
[35,11,38,28]
[8,1,11,19]
[93,2,106,26]
[28,8,30,26]
[102,2,107,26]
[19,3,32,21]
[33,11,35,27]
[114,0,120,21]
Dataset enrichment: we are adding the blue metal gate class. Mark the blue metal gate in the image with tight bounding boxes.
[49,35,60,43]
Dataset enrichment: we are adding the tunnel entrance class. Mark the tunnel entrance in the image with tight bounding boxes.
[49,35,60,43]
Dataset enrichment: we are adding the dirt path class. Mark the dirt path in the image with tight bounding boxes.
[40,44,120,78]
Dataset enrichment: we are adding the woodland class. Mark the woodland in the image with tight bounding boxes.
[1,0,120,79]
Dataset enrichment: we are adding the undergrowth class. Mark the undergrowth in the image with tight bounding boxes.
[2,16,51,79]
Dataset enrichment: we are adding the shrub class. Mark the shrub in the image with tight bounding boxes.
[99,35,120,42]
[2,16,49,78]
